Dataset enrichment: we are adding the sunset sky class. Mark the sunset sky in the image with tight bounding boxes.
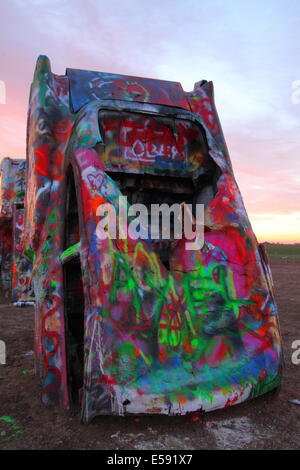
[0,0,299,243]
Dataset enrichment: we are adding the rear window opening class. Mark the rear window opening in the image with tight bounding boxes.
[106,169,220,215]
[107,171,219,269]
[96,110,220,269]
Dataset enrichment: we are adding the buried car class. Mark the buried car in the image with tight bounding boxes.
[23,56,282,422]
[0,157,34,304]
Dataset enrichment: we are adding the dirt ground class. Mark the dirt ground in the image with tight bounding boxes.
[0,258,299,450]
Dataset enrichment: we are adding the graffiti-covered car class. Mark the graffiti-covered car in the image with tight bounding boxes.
[24,56,282,422]
[0,157,34,304]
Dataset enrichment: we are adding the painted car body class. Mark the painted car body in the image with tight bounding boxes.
[24,56,282,422]
[0,157,34,304]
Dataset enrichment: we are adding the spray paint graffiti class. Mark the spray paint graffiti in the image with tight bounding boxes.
[99,112,209,176]
[24,56,282,422]
[0,158,34,304]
